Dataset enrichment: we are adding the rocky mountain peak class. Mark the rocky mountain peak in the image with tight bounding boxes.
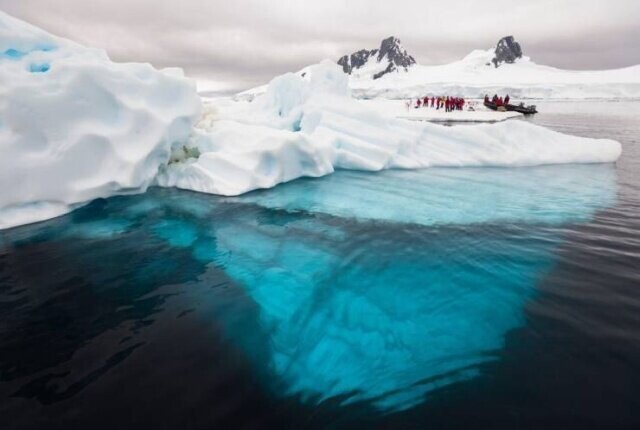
[338,36,416,80]
[491,36,523,67]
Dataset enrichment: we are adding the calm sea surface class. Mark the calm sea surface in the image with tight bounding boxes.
[1,101,639,429]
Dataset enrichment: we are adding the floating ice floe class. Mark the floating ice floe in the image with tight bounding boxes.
[0,11,201,229]
[159,61,621,197]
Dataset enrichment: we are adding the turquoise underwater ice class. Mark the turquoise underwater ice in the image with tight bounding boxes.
[212,165,617,410]
[180,165,615,410]
[18,164,615,412]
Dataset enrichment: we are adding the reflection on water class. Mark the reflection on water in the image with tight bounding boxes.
[0,163,617,419]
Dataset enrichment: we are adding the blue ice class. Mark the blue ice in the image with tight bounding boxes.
[39,163,615,412]
[3,48,26,59]
[3,45,56,61]
[205,164,615,410]
[213,213,554,410]
[29,63,50,73]
[230,164,616,227]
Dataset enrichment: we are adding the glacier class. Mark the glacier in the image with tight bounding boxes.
[0,11,201,229]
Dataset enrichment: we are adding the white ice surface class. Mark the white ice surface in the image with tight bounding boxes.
[0,11,202,229]
[159,61,621,197]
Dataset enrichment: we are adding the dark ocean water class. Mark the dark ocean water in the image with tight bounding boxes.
[1,101,639,429]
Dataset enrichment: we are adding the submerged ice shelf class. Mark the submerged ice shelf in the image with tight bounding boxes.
[231,163,617,227]
[4,162,615,412]
[211,164,615,410]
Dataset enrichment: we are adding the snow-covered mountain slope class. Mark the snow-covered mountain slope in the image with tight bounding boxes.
[0,11,201,229]
[161,61,620,197]
[351,48,640,100]
[338,36,416,80]
[236,36,640,101]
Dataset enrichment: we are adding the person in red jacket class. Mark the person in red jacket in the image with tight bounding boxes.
[431,97,435,108]
[445,97,450,112]
[416,99,422,108]
[423,96,429,107]
[504,95,510,105]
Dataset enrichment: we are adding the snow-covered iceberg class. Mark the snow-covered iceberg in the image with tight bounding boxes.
[0,11,201,229]
[0,13,623,230]
[160,61,621,197]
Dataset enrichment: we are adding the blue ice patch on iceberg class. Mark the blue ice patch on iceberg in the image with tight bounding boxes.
[3,45,56,61]
[29,63,50,73]
[3,48,26,60]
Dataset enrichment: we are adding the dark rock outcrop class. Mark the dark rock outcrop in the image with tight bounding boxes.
[338,36,416,79]
[491,36,523,67]
[338,49,376,74]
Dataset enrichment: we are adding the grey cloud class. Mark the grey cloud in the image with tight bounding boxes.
[1,0,639,91]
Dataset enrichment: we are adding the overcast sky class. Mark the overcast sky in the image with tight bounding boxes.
[2,0,639,92]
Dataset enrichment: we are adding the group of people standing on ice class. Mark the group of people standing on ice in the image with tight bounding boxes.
[408,96,466,112]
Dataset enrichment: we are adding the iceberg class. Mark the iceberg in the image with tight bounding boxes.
[0,156,615,412]
[160,61,621,197]
[0,11,201,229]
[0,13,623,230]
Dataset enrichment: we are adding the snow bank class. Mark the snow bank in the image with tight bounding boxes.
[159,61,621,196]
[0,12,201,229]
